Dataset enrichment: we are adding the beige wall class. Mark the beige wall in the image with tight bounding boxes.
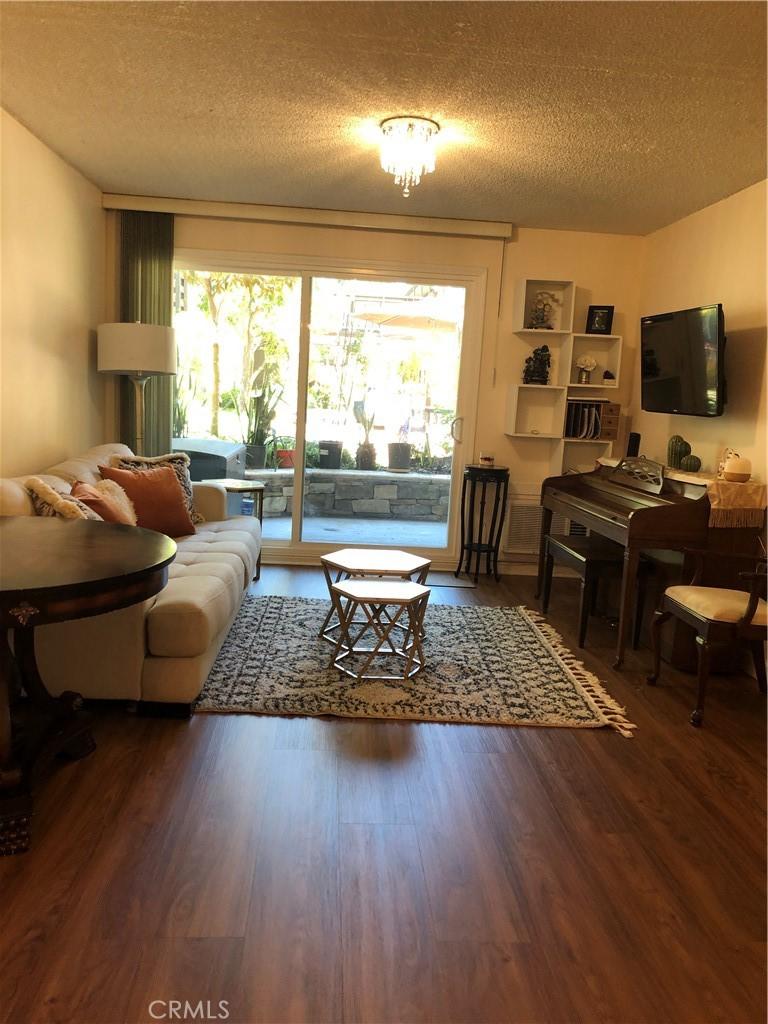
[1,110,108,477]
[630,180,767,480]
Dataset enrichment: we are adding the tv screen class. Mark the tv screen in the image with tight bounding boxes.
[641,304,725,417]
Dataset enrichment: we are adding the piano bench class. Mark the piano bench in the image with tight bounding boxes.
[542,534,650,649]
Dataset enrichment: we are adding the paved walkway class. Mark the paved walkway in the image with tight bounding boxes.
[263,515,448,547]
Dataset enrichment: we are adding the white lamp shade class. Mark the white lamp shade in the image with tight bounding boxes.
[97,322,176,376]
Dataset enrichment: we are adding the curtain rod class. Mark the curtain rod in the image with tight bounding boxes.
[103,194,514,241]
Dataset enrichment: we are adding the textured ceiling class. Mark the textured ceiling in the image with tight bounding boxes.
[1,1,766,234]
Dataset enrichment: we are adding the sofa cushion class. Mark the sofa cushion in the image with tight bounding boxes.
[176,518,261,586]
[173,548,246,588]
[44,443,134,485]
[168,560,241,617]
[101,464,196,538]
[147,570,235,658]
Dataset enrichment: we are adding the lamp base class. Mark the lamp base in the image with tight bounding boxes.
[130,375,150,457]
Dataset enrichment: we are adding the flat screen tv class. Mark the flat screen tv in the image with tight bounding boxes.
[640,304,726,417]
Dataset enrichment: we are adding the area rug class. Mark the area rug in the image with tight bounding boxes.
[197,596,636,736]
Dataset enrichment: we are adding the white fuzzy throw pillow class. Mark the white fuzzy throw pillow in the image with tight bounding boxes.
[94,478,137,525]
[25,477,102,520]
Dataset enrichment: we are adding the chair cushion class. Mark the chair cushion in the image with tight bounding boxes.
[147,568,236,658]
[101,464,196,538]
[666,586,767,626]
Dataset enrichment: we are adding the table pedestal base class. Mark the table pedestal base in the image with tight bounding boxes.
[0,628,95,856]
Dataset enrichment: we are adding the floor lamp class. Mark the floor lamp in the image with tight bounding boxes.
[97,322,176,456]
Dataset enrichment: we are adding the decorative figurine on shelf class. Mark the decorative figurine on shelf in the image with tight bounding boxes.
[575,355,597,384]
[719,448,752,482]
[523,345,551,385]
[667,434,702,472]
[526,290,562,330]
[680,453,702,473]
[667,434,691,469]
[602,369,616,384]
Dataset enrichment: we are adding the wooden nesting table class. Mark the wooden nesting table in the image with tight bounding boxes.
[320,548,432,682]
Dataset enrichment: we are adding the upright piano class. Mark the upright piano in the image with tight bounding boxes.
[538,457,759,667]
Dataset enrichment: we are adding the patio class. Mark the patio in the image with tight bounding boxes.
[242,467,452,547]
[265,512,448,547]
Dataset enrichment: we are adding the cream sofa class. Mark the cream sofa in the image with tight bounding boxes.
[0,443,261,712]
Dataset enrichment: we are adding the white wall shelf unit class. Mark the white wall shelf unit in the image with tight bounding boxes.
[569,333,623,387]
[512,278,575,332]
[506,384,567,438]
[505,278,624,488]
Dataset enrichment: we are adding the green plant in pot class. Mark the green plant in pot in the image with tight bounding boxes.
[273,434,297,469]
[353,399,376,471]
[245,379,282,469]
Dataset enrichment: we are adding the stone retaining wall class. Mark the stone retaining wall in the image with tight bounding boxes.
[245,469,451,521]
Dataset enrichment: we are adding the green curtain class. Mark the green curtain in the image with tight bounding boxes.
[119,211,174,455]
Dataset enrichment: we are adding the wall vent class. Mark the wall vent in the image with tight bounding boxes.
[503,496,569,554]
[505,493,581,552]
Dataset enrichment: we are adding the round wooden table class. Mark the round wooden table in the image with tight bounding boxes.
[0,517,176,854]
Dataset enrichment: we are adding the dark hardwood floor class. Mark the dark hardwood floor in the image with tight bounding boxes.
[2,567,765,1024]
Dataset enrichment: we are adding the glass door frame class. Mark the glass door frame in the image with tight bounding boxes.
[174,248,488,569]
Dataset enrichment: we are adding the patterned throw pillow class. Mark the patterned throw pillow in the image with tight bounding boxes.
[109,452,203,523]
[26,477,103,521]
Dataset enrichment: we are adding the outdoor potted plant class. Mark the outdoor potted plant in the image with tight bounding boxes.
[273,435,297,469]
[245,389,280,468]
[353,399,376,471]
[242,361,282,469]
[388,420,411,472]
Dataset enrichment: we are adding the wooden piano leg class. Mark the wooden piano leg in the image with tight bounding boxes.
[614,546,640,670]
[535,508,553,600]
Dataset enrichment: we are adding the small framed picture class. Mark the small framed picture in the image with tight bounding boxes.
[585,305,614,335]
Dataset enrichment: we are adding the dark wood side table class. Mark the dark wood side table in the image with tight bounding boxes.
[455,465,510,582]
[0,517,176,854]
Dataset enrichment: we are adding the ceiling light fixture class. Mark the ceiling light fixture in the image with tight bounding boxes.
[379,116,440,197]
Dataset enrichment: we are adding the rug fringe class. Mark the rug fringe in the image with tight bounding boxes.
[523,608,637,738]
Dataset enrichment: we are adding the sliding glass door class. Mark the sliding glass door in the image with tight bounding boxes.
[301,277,466,548]
[173,257,478,558]
[172,270,301,541]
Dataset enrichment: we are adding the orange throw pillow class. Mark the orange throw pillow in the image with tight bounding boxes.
[71,480,136,525]
[100,464,196,537]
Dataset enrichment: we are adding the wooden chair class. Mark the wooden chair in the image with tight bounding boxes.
[647,551,767,727]
[541,533,649,649]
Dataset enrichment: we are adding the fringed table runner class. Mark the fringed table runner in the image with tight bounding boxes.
[707,480,767,528]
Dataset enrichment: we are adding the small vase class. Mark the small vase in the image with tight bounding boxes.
[577,368,591,384]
